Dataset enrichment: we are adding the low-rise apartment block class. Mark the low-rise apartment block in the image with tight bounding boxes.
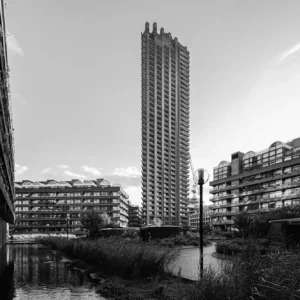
[209,137,300,230]
[189,205,212,229]
[11,179,130,234]
[128,203,142,227]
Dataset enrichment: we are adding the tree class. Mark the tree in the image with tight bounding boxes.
[233,212,257,238]
[151,217,162,226]
[81,211,112,238]
[257,205,300,223]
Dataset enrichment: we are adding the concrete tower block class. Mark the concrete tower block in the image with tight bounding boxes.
[153,22,157,33]
[145,22,149,32]
[160,27,164,35]
[174,37,178,43]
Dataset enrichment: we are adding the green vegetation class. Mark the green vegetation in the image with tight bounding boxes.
[38,236,179,279]
[232,205,300,238]
[216,238,271,255]
[81,211,115,238]
[154,232,211,247]
[186,240,300,300]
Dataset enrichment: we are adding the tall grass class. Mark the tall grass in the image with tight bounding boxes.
[38,237,179,279]
[187,238,300,299]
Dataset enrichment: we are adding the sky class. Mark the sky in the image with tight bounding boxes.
[6,0,300,205]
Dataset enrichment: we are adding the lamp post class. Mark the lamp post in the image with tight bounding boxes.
[66,215,70,240]
[194,168,209,278]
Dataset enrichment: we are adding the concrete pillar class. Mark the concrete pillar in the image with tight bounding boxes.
[0,217,7,246]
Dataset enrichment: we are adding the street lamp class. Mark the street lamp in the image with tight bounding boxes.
[194,168,209,278]
[66,215,70,240]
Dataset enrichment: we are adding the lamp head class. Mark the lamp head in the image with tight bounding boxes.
[194,168,210,185]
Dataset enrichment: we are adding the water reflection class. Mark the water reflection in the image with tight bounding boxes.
[0,244,105,299]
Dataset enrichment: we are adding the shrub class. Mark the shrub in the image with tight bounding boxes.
[37,236,179,279]
[186,241,300,299]
[153,232,211,247]
[216,238,270,256]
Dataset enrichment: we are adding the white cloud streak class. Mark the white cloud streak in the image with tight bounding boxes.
[7,32,24,57]
[41,167,54,175]
[15,164,28,176]
[113,167,140,178]
[64,170,86,179]
[276,42,300,64]
[57,165,70,169]
[81,166,101,176]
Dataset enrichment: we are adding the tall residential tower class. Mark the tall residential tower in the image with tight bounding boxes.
[141,22,189,226]
[0,0,14,245]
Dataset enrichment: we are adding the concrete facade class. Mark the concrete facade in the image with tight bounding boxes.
[189,205,212,229]
[0,0,15,246]
[209,137,300,230]
[141,22,189,226]
[11,179,130,234]
[128,204,142,227]
[0,217,7,245]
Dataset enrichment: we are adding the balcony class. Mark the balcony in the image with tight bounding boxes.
[210,211,239,217]
[211,220,234,225]
[209,194,235,201]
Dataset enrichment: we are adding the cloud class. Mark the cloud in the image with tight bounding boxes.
[113,167,141,178]
[101,166,141,188]
[7,32,24,57]
[64,170,86,179]
[15,164,28,176]
[81,166,101,176]
[276,42,300,64]
[57,165,70,169]
[41,167,55,175]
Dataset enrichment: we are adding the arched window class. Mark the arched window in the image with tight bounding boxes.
[73,180,83,186]
[100,180,111,186]
[218,161,230,169]
[59,181,72,187]
[48,180,58,185]
[269,141,283,150]
[243,151,256,169]
[83,180,97,187]
[214,161,230,180]
[269,141,283,165]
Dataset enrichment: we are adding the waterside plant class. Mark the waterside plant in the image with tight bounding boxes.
[38,236,179,279]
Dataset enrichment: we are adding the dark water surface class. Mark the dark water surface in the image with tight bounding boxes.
[0,244,105,300]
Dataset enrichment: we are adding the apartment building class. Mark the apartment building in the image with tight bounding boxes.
[128,203,142,227]
[209,137,300,230]
[11,179,130,234]
[189,205,212,229]
[0,0,15,245]
[141,22,189,226]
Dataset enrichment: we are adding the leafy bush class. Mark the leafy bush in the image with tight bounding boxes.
[216,238,270,255]
[153,232,211,247]
[37,236,179,279]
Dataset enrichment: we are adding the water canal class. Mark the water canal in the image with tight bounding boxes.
[0,243,105,300]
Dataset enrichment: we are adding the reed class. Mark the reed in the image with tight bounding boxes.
[38,236,179,279]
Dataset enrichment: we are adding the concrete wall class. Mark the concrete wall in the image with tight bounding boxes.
[0,217,7,246]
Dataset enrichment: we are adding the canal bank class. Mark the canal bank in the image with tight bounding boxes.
[0,244,106,299]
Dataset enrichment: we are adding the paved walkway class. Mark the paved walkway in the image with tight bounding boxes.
[169,243,224,281]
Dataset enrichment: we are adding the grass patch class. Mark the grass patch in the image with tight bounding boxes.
[37,236,179,279]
